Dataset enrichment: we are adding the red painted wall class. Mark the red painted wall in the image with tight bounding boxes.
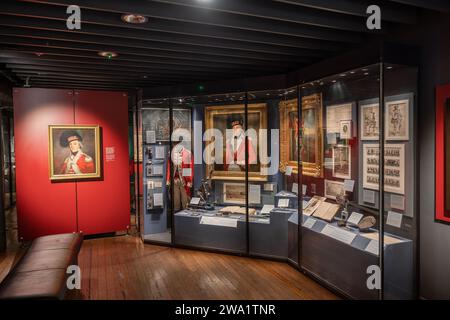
[436,84,450,223]
[14,88,130,240]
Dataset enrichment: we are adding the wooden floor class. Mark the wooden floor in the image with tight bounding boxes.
[74,236,338,300]
[1,206,338,300]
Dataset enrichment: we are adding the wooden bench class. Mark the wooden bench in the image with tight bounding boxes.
[0,233,83,300]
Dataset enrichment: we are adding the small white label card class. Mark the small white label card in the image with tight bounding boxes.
[155,146,165,159]
[285,166,293,176]
[190,197,201,205]
[292,183,299,195]
[200,216,238,228]
[153,193,163,206]
[261,205,274,215]
[303,218,317,229]
[249,184,261,204]
[365,239,379,256]
[146,130,156,144]
[363,189,376,204]
[327,133,337,145]
[386,211,403,228]
[147,180,154,190]
[278,198,290,208]
[343,179,355,192]
[264,183,274,192]
[347,212,364,225]
[154,180,163,188]
[302,184,307,196]
[152,165,163,175]
[321,225,356,245]
[390,194,405,211]
[182,168,192,177]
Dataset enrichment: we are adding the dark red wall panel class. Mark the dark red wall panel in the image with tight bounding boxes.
[14,88,130,240]
[74,90,130,235]
[436,84,450,223]
[14,88,77,240]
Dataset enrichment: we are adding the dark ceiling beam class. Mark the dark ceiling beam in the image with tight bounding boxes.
[24,81,140,90]
[0,13,345,54]
[22,0,365,41]
[273,0,417,24]
[150,0,377,32]
[14,72,209,83]
[11,68,220,82]
[0,1,352,50]
[0,47,289,73]
[387,0,450,12]
[0,56,269,76]
[16,75,169,86]
[18,75,169,86]
[6,63,251,80]
[0,26,325,62]
[0,35,308,67]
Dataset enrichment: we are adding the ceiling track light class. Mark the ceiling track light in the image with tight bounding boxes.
[121,13,148,24]
[98,51,118,59]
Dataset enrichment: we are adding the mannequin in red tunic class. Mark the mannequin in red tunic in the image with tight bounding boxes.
[59,131,95,175]
[166,139,194,211]
[224,115,257,171]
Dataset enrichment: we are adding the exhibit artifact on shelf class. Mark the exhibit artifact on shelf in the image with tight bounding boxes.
[48,125,101,181]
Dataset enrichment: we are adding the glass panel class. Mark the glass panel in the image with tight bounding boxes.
[247,88,299,262]
[173,92,248,254]
[382,63,417,299]
[141,98,172,243]
[300,65,382,299]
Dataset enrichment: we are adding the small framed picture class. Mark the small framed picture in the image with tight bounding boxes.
[339,120,352,139]
[385,99,409,141]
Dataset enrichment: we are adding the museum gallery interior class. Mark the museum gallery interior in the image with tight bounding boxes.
[0,0,449,302]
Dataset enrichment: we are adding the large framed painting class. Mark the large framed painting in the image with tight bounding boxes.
[279,93,323,177]
[49,125,101,181]
[204,103,267,181]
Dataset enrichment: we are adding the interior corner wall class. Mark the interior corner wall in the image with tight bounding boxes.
[388,11,450,299]
[14,88,130,241]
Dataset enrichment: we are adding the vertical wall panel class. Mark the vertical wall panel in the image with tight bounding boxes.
[14,88,77,240]
[74,90,130,235]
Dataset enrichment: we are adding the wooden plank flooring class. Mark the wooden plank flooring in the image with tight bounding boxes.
[73,236,338,300]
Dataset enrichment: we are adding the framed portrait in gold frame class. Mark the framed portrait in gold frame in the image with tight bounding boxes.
[279,93,323,177]
[204,103,268,181]
[48,125,101,181]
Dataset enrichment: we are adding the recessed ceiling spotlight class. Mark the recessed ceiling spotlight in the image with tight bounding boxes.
[121,13,148,24]
[332,80,337,83]
[350,71,355,74]
[364,72,369,76]
[387,66,393,70]
[35,52,45,57]
[340,73,346,77]
[98,51,118,59]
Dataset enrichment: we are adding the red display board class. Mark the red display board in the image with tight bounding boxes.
[436,84,450,223]
[14,88,130,240]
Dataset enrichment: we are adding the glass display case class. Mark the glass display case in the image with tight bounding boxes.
[138,61,418,299]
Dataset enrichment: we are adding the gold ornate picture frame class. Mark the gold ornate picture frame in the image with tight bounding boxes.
[204,103,268,181]
[49,125,101,181]
[279,93,323,177]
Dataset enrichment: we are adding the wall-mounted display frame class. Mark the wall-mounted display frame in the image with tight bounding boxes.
[204,103,268,181]
[385,100,409,141]
[223,182,246,204]
[324,179,345,200]
[360,103,379,141]
[332,145,351,179]
[279,94,323,177]
[48,125,101,181]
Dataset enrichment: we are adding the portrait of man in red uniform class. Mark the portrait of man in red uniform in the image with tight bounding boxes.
[59,131,95,175]
[49,125,100,180]
[224,115,257,171]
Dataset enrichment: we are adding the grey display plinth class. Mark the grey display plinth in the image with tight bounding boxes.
[299,215,414,300]
[174,207,295,258]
